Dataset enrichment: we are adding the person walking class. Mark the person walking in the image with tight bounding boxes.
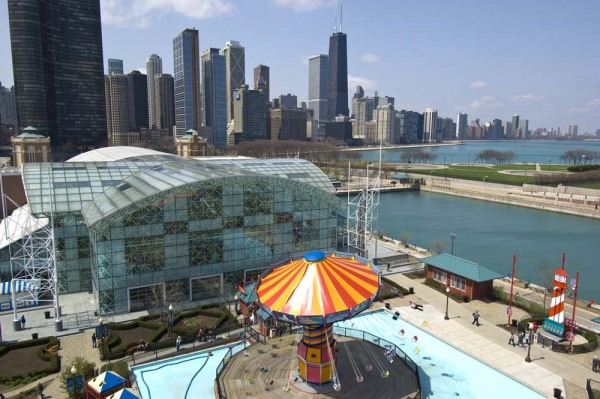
[508,332,515,347]
[20,315,26,329]
[471,311,480,326]
[176,336,182,351]
[36,382,44,399]
[593,355,599,372]
[92,333,97,348]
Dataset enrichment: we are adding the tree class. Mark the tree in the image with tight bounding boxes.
[431,241,447,254]
[535,261,555,314]
[61,355,96,399]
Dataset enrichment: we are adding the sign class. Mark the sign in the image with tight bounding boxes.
[506,307,512,316]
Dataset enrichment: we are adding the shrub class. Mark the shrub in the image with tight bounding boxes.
[100,360,129,380]
[0,336,60,386]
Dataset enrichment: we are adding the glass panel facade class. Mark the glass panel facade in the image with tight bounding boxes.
[91,176,342,315]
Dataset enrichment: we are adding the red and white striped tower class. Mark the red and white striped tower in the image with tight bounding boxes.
[548,254,568,323]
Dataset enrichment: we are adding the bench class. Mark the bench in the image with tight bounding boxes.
[44,341,60,354]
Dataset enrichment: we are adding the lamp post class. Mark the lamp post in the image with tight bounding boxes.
[71,365,80,399]
[444,286,450,320]
[428,170,434,185]
[450,233,456,255]
[168,304,174,339]
[582,154,586,165]
[481,176,488,194]
[525,328,533,362]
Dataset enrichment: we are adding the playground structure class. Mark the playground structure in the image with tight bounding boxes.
[256,251,381,388]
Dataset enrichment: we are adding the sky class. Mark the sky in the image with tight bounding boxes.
[1,0,599,134]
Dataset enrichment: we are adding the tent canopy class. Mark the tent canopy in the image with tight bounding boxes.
[87,371,126,394]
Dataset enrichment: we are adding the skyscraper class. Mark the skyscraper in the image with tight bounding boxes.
[146,54,163,128]
[511,114,520,138]
[8,0,107,160]
[456,113,468,140]
[423,108,438,143]
[173,28,202,138]
[221,41,245,123]
[308,54,328,136]
[233,85,266,142]
[0,82,17,131]
[104,74,130,145]
[108,59,124,75]
[279,94,298,109]
[374,104,394,144]
[155,74,175,130]
[127,70,148,131]
[254,65,270,102]
[327,32,349,120]
[201,48,227,148]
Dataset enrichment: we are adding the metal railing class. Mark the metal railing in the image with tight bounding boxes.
[587,378,600,399]
[333,325,421,397]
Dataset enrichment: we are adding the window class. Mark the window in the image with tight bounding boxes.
[190,275,221,301]
[129,284,164,312]
[451,275,466,291]
[432,268,447,284]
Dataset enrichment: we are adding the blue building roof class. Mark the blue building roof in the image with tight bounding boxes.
[420,253,503,282]
[237,281,258,304]
[87,371,126,394]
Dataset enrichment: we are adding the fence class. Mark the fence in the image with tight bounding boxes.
[333,325,421,397]
[587,378,600,399]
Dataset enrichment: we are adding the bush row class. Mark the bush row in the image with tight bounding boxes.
[0,337,61,386]
[378,277,409,300]
[424,279,470,303]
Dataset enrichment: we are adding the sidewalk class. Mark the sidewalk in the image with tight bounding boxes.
[380,273,598,399]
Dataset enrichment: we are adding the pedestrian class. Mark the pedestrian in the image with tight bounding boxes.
[20,314,26,329]
[37,382,44,399]
[176,336,182,351]
[472,310,480,326]
[92,333,97,348]
[508,332,515,346]
[593,356,599,372]
[518,331,525,348]
[0,392,5,399]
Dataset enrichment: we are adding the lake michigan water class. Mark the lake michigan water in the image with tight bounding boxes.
[354,141,600,301]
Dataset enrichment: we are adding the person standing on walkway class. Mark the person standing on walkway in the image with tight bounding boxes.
[37,382,44,398]
[92,333,97,348]
[593,356,599,372]
[472,311,480,326]
[508,332,515,346]
[518,331,525,348]
[20,315,26,329]
[176,336,182,351]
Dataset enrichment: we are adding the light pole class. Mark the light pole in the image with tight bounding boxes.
[582,154,586,165]
[450,233,456,255]
[444,286,450,320]
[481,176,488,194]
[525,328,533,362]
[168,304,174,339]
[554,183,562,206]
[71,365,80,399]
[429,170,434,185]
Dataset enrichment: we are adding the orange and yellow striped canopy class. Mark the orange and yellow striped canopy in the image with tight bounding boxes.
[257,251,380,323]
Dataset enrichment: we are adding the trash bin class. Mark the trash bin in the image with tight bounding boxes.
[44,310,51,319]
[553,387,562,398]
[385,303,391,310]
[511,319,518,327]
[31,333,39,339]
[409,287,414,294]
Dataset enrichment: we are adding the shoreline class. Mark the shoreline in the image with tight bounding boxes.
[340,141,464,152]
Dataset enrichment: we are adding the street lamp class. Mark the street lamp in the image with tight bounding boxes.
[168,304,174,339]
[481,176,488,194]
[444,286,450,320]
[71,366,79,399]
[450,233,456,255]
[428,170,434,185]
[525,328,534,362]
[582,154,586,165]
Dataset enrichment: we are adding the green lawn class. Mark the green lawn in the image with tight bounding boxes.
[399,164,574,186]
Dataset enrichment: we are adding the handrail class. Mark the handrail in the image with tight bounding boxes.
[332,325,421,395]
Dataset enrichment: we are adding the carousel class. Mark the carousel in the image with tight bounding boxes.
[256,251,381,389]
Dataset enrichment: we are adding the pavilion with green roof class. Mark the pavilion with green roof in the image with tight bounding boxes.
[420,253,503,300]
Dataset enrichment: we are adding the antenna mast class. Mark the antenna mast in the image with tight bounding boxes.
[340,0,343,33]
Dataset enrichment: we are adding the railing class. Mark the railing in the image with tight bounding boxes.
[244,324,267,344]
[587,378,600,399]
[215,337,248,399]
[333,325,421,397]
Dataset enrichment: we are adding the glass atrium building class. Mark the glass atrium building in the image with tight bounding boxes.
[2,148,343,315]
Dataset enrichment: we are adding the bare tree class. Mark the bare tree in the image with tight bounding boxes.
[535,261,555,314]
[431,241,447,254]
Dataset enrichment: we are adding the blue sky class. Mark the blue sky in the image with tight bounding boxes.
[1,0,599,133]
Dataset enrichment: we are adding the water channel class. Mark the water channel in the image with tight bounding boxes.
[376,190,599,301]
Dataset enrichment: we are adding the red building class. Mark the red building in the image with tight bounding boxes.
[421,253,503,300]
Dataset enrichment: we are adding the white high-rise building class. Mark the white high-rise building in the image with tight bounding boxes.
[374,104,394,144]
[220,41,245,123]
[146,54,163,128]
[456,112,468,140]
[104,74,130,145]
[423,108,438,143]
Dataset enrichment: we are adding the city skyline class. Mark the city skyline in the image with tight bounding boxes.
[1,1,599,134]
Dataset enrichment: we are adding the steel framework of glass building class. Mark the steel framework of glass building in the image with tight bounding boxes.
[5,148,343,315]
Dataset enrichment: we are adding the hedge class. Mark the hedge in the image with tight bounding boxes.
[0,336,61,385]
[378,277,409,300]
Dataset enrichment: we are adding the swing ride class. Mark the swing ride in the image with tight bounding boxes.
[256,251,381,387]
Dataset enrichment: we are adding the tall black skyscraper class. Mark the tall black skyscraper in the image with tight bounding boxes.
[127,70,149,131]
[327,32,348,121]
[8,0,107,160]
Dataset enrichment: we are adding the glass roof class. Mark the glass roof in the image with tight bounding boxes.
[22,155,336,220]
